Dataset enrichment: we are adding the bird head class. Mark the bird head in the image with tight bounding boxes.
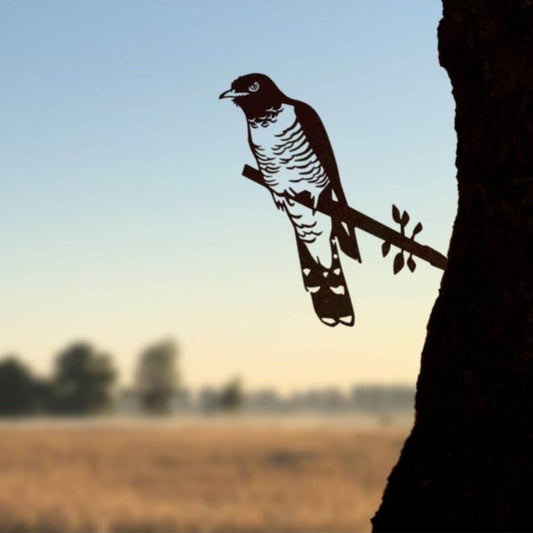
[219,73,286,117]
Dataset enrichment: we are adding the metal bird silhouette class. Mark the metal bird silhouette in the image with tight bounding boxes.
[220,73,360,327]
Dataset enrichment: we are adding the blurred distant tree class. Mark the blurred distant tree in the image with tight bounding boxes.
[217,376,243,412]
[52,342,116,415]
[136,339,179,414]
[0,356,52,415]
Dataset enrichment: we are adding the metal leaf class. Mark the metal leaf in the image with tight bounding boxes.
[401,210,410,227]
[412,222,423,236]
[392,204,401,224]
[382,241,391,257]
[393,252,405,274]
[407,255,417,272]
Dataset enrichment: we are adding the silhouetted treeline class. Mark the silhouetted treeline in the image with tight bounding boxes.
[118,383,414,415]
[0,339,246,417]
[0,338,179,417]
[0,342,116,416]
[239,384,414,413]
[0,341,414,417]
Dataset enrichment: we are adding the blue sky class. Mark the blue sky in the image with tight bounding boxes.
[0,1,456,392]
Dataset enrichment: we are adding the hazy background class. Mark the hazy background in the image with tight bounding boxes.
[1,2,456,531]
[0,0,455,393]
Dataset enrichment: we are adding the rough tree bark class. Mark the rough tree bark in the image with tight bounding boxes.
[372,2,532,531]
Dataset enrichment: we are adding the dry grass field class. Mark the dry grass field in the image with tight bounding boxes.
[0,417,409,532]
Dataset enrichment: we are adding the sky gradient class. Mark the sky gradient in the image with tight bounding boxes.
[1,1,456,393]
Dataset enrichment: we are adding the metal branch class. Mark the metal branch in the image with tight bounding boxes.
[242,164,448,271]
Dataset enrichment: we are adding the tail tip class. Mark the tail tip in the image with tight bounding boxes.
[319,315,354,327]
[339,314,355,327]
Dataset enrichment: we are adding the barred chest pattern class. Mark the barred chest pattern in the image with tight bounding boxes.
[247,103,330,198]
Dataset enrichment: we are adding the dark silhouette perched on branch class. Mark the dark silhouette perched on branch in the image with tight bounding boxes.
[372,1,533,531]
[222,74,448,327]
[221,74,360,327]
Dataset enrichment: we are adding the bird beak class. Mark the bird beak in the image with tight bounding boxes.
[219,88,248,99]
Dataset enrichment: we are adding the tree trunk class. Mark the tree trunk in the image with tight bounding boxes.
[372,2,532,531]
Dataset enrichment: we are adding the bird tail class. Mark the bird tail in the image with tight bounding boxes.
[333,217,362,263]
[295,233,354,327]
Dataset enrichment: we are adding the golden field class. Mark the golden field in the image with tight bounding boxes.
[0,416,410,532]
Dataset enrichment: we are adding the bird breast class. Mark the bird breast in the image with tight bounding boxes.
[248,104,330,196]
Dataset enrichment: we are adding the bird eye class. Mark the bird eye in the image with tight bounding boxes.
[249,82,260,92]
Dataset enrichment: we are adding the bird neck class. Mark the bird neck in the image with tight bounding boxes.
[238,98,284,121]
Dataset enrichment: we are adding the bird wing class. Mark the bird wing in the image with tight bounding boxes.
[290,99,348,206]
[290,99,361,262]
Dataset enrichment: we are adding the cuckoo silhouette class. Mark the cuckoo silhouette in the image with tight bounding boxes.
[220,73,361,327]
